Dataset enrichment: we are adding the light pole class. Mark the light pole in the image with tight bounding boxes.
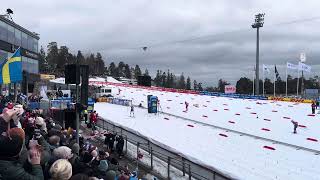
[252,13,265,95]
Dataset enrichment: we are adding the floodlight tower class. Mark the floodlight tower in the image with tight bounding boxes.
[252,13,265,95]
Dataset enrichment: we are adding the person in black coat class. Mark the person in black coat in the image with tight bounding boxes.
[104,132,116,152]
[116,135,125,158]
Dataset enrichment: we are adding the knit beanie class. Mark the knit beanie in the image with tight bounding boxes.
[98,160,109,172]
[49,159,72,180]
[53,146,73,159]
[0,128,25,158]
[71,143,80,155]
[105,170,117,180]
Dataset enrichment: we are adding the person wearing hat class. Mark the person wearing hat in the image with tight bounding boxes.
[69,143,80,167]
[93,160,109,179]
[0,128,44,180]
[72,151,94,176]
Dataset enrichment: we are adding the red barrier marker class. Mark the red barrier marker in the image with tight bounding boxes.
[164,117,169,120]
[306,138,318,142]
[250,112,257,115]
[202,115,208,118]
[261,128,271,131]
[263,119,271,121]
[283,117,291,119]
[263,146,276,150]
[235,113,240,115]
[308,114,315,117]
[219,133,228,137]
[187,124,194,127]
[298,125,306,128]
[228,121,235,124]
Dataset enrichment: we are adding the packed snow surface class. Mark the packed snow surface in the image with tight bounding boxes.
[94,85,320,180]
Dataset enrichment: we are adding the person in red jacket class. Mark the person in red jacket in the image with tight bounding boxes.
[90,111,98,133]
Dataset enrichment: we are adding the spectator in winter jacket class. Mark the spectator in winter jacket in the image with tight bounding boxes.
[89,111,98,132]
[116,135,125,158]
[93,160,109,179]
[104,132,116,152]
[0,128,44,180]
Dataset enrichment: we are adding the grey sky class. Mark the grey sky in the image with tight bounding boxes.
[2,0,320,86]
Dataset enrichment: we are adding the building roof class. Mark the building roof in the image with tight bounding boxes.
[0,16,40,40]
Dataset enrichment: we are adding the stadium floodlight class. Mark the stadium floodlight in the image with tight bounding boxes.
[251,13,265,95]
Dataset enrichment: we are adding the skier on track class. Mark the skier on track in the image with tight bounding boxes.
[130,105,135,117]
[291,120,298,134]
[311,102,316,114]
[316,101,319,109]
[185,101,189,111]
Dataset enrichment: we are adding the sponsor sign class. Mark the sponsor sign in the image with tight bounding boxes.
[225,85,236,94]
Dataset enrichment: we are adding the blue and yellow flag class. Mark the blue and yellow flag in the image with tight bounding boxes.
[0,47,22,84]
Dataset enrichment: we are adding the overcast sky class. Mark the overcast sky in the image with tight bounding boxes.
[2,0,320,86]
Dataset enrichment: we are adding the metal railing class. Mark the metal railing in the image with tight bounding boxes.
[96,118,233,180]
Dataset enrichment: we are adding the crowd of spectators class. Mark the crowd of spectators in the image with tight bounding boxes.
[0,101,139,180]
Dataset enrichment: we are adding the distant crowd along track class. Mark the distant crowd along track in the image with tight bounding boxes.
[152,108,320,155]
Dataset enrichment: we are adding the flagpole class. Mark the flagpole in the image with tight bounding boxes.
[286,62,288,97]
[263,69,265,96]
[297,68,299,97]
[274,68,276,97]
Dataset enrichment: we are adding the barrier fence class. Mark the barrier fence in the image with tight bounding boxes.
[96,97,132,106]
[96,118,232,180]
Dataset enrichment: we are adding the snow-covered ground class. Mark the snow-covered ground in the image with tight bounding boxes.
[94,85,320,180]
[117,86,320,151]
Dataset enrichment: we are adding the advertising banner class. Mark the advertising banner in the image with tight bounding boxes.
[225,85,236,94]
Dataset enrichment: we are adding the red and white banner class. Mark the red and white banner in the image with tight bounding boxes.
[225,85,236,94]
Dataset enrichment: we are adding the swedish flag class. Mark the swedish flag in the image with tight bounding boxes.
[0,47,22,84]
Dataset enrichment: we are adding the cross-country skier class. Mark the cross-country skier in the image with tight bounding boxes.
[291,120,298,134]
[311,102,316,114]
[185,101,189,111]
[130,105,135,117]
